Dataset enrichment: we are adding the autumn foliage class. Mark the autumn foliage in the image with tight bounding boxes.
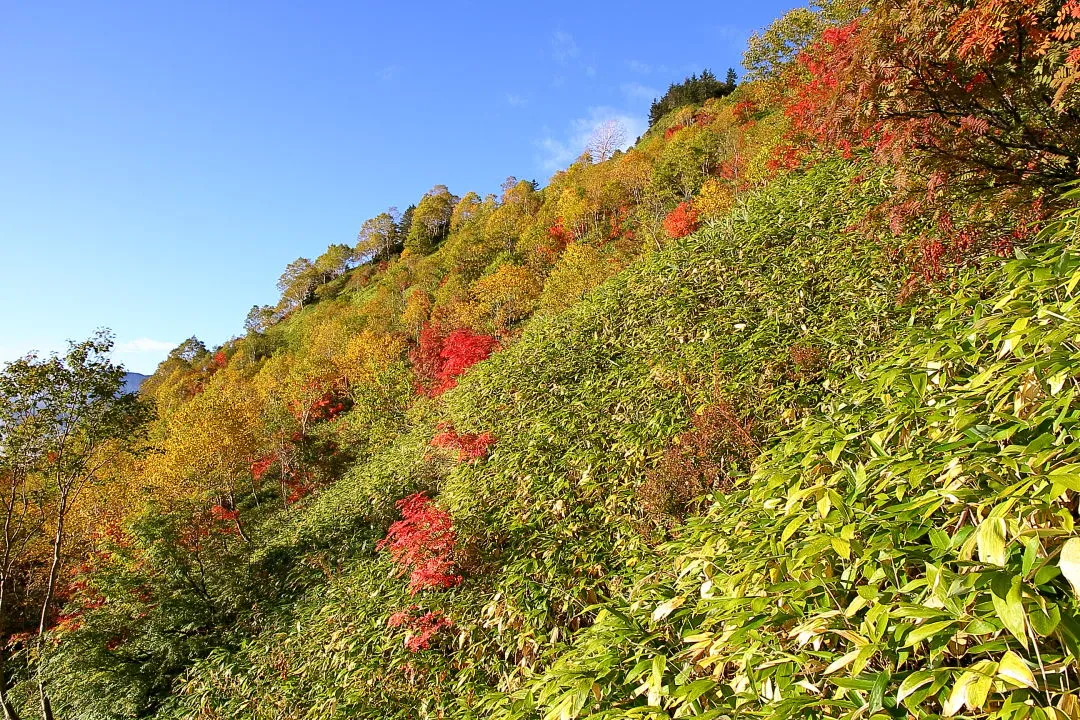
[430,425,495,462]
[377,493,462,595]
[780,0,1080,241]
[387,606,453,652]
[663,202,700,239]
[638,401,758,521]
[410,324,497,396]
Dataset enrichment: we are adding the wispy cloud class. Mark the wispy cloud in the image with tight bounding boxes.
[537,107,647,172]
[621,82,659,103]
[712,23,751,53]
[112,337,176,374]
[505,93,528,107]
[115,338,175,354]
[551,31,579,65]
[550,30,598,81]
[627,59,652,74]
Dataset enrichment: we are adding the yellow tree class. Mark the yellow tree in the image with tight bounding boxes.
[538,243,620,314]
[151,376,262,535]
[401,288,433,342]
[471,264,543,337]
[406,186,458,255]
[0,333,151,720]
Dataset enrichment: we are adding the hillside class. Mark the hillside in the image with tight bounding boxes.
[3,1,1080,719]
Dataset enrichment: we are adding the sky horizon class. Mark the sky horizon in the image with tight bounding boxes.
[0,1,796,374]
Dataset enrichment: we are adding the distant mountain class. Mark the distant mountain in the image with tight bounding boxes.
[122,372,148,394]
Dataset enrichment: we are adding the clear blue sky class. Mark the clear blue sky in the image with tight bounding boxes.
[0,0,795,374]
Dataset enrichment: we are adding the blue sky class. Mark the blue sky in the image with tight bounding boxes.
[0,0,795,374]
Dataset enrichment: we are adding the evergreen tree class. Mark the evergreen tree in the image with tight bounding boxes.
[648,68,737,127]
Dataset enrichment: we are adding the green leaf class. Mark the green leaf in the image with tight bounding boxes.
[1059,537,1080,598]
[781,515,806,544]
[896,670,934,704]
[977,517,1007,566]
[997,650,1036,689]
[991,574,1028,649]
[904,619,955,647]
[823,648,861,675]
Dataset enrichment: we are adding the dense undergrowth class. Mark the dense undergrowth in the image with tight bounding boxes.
[132,159,916,719]
[7,1,1080,718]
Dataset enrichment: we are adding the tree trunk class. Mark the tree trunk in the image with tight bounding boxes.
[0,645,21,720]
[34,499,65,720]
[37,685,52,720]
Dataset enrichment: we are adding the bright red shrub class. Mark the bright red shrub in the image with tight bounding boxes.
[250,453,276,481]
[437,329,497,392]
[288,384,350,424]
[663,202,700,239]
[377,493,462,595]
[284,473,314,504]
[210,504,238,524]
[733,99,757,124]
[548,217,574,248]
[430,425,496,462]
[411,324,498,396]
[410,323,448,393]
[387,606,453,652]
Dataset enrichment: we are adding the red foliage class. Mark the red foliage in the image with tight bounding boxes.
[778,1,1080,244]
[607,206,635,242]
[548,217,574,248]
[917,238,947,283]
[210,504,238,524]
[438,330,497,391]
[430,424,496,462]
[733,99,757,124]
[387,606,453,652]
[411,324,498,396]
[288,384,349,424]
[207,504,241,537]
[410,323,448,394]
[284,472,314,504]
[377,493,462,595]
[250,453,276,481]
[663,202,700,239]
[212,350,227,368]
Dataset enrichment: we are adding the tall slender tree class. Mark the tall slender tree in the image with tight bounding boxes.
[0,332,151,720]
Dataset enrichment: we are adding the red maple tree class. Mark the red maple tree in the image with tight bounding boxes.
[663,202,700,239]
[377,493,462,595]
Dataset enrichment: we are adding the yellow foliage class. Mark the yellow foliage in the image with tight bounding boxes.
[538,243,620,314]
[338,330,407,390]
[401,288,432,340]
[695,178,733,220]
[148,378,263,502]
[471,264,543,335]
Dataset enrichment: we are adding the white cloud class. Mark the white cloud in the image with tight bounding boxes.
[621,82,659,103]
[537,107,647,172]
[505,93,528,107]
[112,338,176,375]
[627,59,652,74]
[115,338,175,354]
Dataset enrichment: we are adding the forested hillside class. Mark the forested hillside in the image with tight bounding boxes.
[4,1,1080,718]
